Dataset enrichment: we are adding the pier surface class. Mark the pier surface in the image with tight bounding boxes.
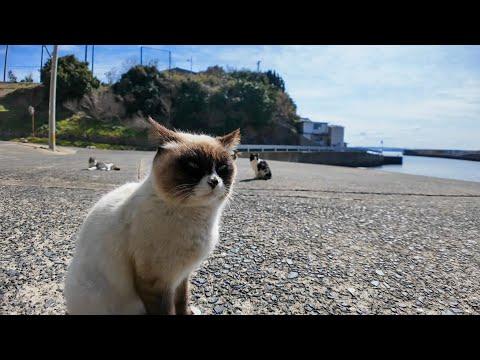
[1,141,479,315]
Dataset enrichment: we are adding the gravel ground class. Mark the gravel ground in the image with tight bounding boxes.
[1,141,479,315]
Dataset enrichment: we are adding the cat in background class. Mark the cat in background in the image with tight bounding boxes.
[88,157,120,171]
[250,153,272,180]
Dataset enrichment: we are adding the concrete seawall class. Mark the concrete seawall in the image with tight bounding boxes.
[238,150,389,167]
[404,149,480,162]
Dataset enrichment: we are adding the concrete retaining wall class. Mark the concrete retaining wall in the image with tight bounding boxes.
[238,151,386,167]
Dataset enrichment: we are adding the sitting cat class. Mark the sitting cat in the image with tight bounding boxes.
[88,157,120,171]
[250,153,272,180]
[65,117,240,314]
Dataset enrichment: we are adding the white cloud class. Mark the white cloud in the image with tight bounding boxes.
[7,45,478,149]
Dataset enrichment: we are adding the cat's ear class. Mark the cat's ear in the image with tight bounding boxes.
[146,116,179,145]
[217,129,241,151]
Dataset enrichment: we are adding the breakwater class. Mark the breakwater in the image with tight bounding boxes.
[404,149,480,162]
[238,150,402,167]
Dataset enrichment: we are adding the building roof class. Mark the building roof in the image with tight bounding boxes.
[169,67,197,74]
[299,117,312,123]
[299,117,328,125]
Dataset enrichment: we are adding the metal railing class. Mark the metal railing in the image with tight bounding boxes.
[236,144,345,152]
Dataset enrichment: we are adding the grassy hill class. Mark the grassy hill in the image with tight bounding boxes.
[0,65,304,148]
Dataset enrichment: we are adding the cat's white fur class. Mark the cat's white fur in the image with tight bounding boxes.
[64,166,227,315]
[250,155,261,177]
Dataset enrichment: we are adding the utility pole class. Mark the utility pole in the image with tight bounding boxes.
[256,60,261,72]
[43,45,51,58]
[48,45,59,152]
[91,45,95,74]
[40,45,44,79]
[84,45,88,63]
[140,46,143,65]
[3,45,9,82]
[168,51,171,71]
[187,56,193,72]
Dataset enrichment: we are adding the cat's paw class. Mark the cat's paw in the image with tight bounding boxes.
[190,305,202,315]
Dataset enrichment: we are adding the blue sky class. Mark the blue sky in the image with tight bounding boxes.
[1,45,479,149]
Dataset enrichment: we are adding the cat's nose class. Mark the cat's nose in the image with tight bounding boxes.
[207,177,219,189]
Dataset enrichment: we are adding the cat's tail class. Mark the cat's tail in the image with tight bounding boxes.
[113,166,121,171]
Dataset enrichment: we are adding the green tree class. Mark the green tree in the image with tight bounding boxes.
[40,55,100,102]
[227,80,274,127]
[204,65,226,77]
[230,69,269,85]
[172,80,209,130]
[265,70,285,92]
[8,70,17,83]
[113,65,171,120]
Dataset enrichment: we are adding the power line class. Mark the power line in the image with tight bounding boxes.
[140,46,172,70]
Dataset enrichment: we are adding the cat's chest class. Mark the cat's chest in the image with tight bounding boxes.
[129,207,219,285]
[129,205,219,258]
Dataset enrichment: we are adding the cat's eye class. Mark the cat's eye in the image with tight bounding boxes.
[216,164,228,173]
[188,161,199,169]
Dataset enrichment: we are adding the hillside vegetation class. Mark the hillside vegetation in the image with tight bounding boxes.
[0,56,303,148]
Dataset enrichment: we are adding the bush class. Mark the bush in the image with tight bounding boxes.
[113,65,171,121]
[265,70,285,92]
[40,55,100,102]
[171,80,209,130]
[226,80,275,127]
[110,64,297,141]
[20,73,34,83]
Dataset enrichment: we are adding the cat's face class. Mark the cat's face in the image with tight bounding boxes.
[147,117,240,207]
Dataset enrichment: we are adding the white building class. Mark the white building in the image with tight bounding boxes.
[298,118,329,146]
[298,118,345,148]
[328,125,345,148]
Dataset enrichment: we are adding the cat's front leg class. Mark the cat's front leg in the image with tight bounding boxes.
[175,277,193,315]
[137,287,175,315]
